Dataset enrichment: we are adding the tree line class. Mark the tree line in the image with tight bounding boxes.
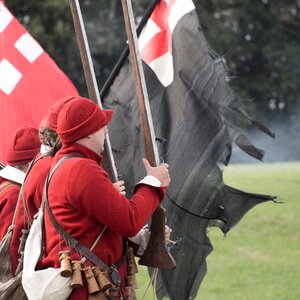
[7,0,300,124]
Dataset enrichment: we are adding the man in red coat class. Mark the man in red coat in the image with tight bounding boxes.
[10,96,76,275]
[0,125,40,241]
[39,96,170,299]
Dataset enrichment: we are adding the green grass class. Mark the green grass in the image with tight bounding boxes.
[135,162,300,300]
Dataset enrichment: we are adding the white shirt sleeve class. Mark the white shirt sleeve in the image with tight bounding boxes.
[136,175,161,187]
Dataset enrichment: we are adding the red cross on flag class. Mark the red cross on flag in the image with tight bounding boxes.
[139,0,194,87]
[0,2,78,164]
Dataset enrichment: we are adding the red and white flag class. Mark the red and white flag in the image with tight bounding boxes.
[0,2,78,163]
[139,0,194,87]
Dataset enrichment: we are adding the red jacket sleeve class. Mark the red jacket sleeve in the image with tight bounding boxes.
[0,184,20,240]
[66,160,164,237]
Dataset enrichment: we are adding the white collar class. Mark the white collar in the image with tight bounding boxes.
[40,144,52,155]
[0,165,25,184]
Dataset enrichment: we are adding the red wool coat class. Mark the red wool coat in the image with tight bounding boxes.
[39,143,165,299]
[0,177,20,241]
[10,154,52,274]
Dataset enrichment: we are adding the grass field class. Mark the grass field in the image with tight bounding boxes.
[135,162,300,300]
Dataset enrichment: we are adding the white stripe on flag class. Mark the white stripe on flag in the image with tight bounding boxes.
[148,52,174,87]
[139,0,195,87]
[168,0,195,33]
[0,2,13,33]
[15,33,44,63]
[0,59,22,95]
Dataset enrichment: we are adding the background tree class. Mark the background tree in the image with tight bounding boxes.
[195,0,300,123]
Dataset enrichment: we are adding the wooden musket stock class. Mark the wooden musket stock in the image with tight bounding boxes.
[120,0,176,269]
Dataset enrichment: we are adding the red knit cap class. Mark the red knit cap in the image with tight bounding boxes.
[6,125,41,165]
[46,96,77,131]
[57,97,113,144]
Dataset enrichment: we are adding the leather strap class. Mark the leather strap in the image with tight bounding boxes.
[44,154,125,287]
[21,152,53,226]
[0,180,17,194]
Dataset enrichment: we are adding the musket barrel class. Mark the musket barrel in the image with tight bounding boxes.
[68,0,118,182]
[120,0,176,270]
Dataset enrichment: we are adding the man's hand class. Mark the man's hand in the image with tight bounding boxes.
[113,180,126,195]
[142,158,171,187]
[129,225,173,256]
[165,225,172,244]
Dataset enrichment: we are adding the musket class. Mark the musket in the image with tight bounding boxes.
[120,0,176,269]
[68,0,118,182]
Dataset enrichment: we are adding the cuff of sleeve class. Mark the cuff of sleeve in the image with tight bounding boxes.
[134,176,166,201]
[136,175,161,187]
[128,227,150,256]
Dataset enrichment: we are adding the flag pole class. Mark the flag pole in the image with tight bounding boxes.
[120,0,176,269]
[68,0,118,182]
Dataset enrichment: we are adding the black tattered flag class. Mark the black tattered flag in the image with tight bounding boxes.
[102,0,276,299]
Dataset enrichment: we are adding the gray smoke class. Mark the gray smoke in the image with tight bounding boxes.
[231,117,300,163]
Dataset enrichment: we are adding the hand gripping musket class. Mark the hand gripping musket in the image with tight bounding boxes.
[68,0,118,182]
[120,0,176,269]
